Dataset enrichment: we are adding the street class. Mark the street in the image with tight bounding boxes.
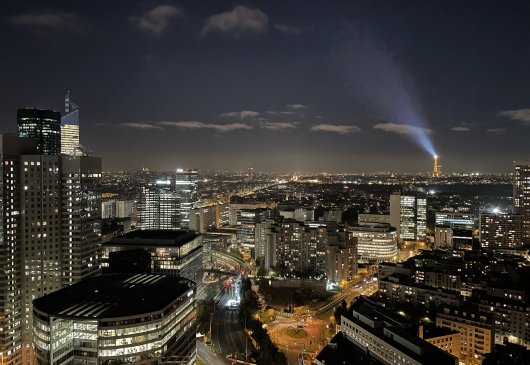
[211,276,251,362]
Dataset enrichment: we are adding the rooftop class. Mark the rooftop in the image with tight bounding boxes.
[421,324,460,339]
[105,229,199,247]
[33,274,194,319]
[343,297,458,365]
[315,332,385,365]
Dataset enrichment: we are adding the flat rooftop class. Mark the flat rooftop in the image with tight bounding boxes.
[316,332,385,365]
[33,274,194,319]
[105,229,199,247]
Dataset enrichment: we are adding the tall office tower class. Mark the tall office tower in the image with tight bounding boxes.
[17,108,61,155]
[20,155,63,355]
[479,212,523,249]
[21,155,102,362]
[175,169,198,229]
[390,192,427,242]
[0,135,39,365]
[60,156,102,286]
[137,180,179,230]
[513,161,530,243]
[61,91,81,156]
[0,134,102,365]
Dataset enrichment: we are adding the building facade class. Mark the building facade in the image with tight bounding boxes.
[479,212,523,249]
[174,169,198,229]
[33,274,196,365]
[390,193,427,242]
[513,161,530,243]
[102,230,204,298]
[17,109,61,155]
[349,223,398,263]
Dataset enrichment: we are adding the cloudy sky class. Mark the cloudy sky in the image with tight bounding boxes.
[2,1,530,172]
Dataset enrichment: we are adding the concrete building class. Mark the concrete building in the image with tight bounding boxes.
[435,226,454,248]
[436,306,494,365]
[189,203,228,233]
[102,230,203,298]
[479,212,524,249]
[378,274,461,307]
[358,213,391,225]
[278,206,314,222]
[33,274,196,365]
[513,161,530,243]
[326,236,357,286]
[116,200,134,218]
[0,135,102,365]
[349,223,398,263]
[420,325,461,360]
[174,169,198,229]
[476,290,530,349]
[323,207,343,223]
[390,192,427,242]
[316,297,458,365]
[236,208,271,249]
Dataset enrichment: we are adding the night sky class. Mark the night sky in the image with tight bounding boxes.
[2,1,530,172]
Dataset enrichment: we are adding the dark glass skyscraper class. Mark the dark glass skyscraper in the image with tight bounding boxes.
[17,108,61,155]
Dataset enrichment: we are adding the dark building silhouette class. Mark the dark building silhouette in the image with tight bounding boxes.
[17,108,61,155]
[108,249,151,274]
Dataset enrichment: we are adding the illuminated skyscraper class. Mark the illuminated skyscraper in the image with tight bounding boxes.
[61,91,81,156]
[390,192,427,242]
[513,161,530,243]
[137,180,179,230]
[17,108,61,155]
[0,134,102,365]
[175,169,198,229]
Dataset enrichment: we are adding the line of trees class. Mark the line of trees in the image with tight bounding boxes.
[240,278,288,365]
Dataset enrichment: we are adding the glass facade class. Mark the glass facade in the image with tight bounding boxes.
[33,278,196,365]
[174,169,198,229]
[17,109,61,155]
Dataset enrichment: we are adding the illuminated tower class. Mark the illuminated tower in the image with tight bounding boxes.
[61,90,81,156]
[433,155,441,178]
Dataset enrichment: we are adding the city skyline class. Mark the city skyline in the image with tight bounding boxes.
[2,1,530,172]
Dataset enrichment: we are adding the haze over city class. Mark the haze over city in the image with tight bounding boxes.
[3,1,530,171]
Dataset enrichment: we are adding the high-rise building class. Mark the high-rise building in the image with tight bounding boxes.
[390,192,427,241]
[61,91,81,156]
[17,108,61,155]
[60,156,102,286]
[237,208,271,248]
[479,212,523,249]
[33,274,197,365]
[137,180,179,230]
[0,134,102,365]
[513,161,530,243]
[175,169,198,229]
